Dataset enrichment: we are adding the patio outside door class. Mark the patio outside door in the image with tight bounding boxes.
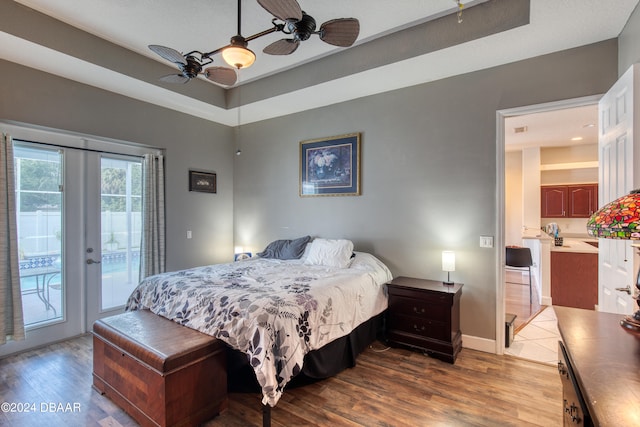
[0,124,147,357]
[85,154,142,327]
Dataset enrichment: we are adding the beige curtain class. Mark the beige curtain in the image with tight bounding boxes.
[139,153,165,279]
[0,133,25,344]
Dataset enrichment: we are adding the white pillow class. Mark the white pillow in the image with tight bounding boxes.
[304,238,354,268]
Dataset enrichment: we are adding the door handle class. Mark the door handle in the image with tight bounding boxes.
[86,258,101,265]
[615,285,632,295]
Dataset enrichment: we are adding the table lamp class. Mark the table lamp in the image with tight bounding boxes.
[442,251,455,286]
[587,189,640,334]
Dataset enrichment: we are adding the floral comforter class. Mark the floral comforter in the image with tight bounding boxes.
[125,252,392,406]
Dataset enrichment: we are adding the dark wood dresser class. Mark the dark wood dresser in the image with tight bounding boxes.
[386,276,462,363]
[555,306,640,426]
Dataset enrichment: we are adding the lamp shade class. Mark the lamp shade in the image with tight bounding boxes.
[222,45,255,69]
[587,189,640,239]
[442,251,455,272]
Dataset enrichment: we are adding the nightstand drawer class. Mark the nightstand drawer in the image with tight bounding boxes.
[388,295,448,321]
[388,313,449,341]
[388,286,452,305]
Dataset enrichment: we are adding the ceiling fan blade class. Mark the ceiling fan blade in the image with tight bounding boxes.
[263,38,299,55]
[149,45,187,65]
[204,67,237,86]
[158,74,190,84]
[257,0,302,21]
[319,18,360,47]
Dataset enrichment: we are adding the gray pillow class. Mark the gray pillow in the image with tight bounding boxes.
[257,235,311,259]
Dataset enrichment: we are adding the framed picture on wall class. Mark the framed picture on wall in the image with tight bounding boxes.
[189,170,216,193]
[300,132,361,197]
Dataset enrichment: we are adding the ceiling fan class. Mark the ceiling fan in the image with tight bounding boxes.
[258,0,360,55]
[148,0,360,87]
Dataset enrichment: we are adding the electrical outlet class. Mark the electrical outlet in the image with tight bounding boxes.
[480,235,493,248]
[186,230,192,239]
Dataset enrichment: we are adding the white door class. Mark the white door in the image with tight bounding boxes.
[85,154,142,328]
[597,64,639,314]
[0,124,148,357]
[0,142,84,358]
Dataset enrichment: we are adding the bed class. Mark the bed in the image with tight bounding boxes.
[125,237,392,407]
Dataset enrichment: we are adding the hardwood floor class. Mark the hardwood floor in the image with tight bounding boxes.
[0,334,562,427]
[505,270,542,332]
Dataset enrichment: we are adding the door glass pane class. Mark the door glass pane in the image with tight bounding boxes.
[100,157,141,310]
[14,144,63,327]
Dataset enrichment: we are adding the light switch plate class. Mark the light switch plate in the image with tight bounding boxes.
[480,235,494,248]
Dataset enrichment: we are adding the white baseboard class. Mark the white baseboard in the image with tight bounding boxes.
[542,296,552,306]
[462,334,497,354]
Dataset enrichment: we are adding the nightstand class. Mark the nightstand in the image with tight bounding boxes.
[386,276,462,363]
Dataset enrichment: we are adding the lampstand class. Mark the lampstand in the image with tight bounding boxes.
[620,246,640,334]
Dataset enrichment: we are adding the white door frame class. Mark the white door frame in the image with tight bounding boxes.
[495,94,602,355]
[0,121,157,357]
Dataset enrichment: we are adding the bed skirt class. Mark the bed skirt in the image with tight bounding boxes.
[227,312,384,392]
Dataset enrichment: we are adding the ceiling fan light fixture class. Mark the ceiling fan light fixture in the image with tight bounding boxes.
[222,36,256,69]
[223,46,255,69]
[150,0,359,83]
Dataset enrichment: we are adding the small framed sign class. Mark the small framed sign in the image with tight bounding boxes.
[189,170,216,193]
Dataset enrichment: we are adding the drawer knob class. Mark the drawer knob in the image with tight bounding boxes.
[569,403,581,424]
[557,361,567,376]
[413,306,425,314]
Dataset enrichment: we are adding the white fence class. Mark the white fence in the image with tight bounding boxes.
[18,211,141,257]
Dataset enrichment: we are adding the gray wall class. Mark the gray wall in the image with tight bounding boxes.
[1,29,629,342]
[0,59,235,271]
[233,40,618,340]
[619,2,640,75]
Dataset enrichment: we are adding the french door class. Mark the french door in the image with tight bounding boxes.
[1,124,147,356]
[85,153,142,327]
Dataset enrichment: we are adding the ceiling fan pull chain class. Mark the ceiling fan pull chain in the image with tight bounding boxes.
[457,1,464,23]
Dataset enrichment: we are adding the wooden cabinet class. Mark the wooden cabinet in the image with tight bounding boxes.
[541,186,568,217]
[558,340,592,426]
[567,185,598,217]
[541,184,598,218]
[386,276,462,363]
[556,307,640,426]
[551,251,598,310]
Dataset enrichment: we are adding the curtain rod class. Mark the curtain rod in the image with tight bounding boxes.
[12,137,152,159]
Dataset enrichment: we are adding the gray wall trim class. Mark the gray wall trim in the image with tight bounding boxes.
[228,0,530,107]
[0,1,227,108]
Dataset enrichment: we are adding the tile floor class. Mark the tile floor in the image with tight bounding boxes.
[505,305,560,366]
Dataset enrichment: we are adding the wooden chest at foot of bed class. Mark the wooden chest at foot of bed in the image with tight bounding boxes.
[92,310,227,427]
